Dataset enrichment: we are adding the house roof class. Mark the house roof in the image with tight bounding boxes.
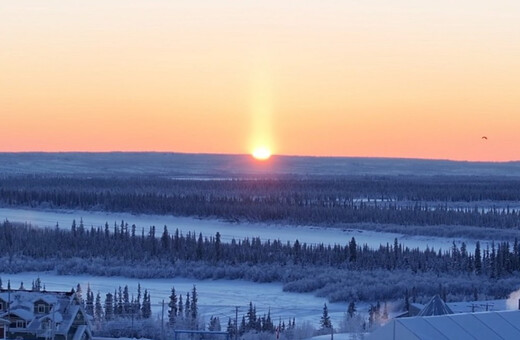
[417,295,453,316]
[0,289,88,337]
[367,310,520,340]
[1,309,33,321]
[73,325,88,340]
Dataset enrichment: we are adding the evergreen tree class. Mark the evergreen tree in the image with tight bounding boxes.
[71,219,77,237]
[349,237,357,262]
[320,303,332,329]
[246,301,256,331]
[123,285,130,316]
[113,289,118,317]
[168,286,178,327]
[104,293,114,321]
[161,225,169,250]
[178,294,184,318]
[185,292,191,319]
[191,285,198,321]
[136,283,142,317]
[208,316,221,331]
[76,283,83,307]
[347,301,356,318]
[215,232,222,261]
[141,290,152,319]
[117,286,124,316]
[475,241,482,275]
[95,292,103,322]
[86,285,94,316]
[239,316,246,336]
[227,318,235,337]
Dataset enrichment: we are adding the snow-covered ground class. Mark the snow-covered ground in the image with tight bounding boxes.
[2,272,349,329]
[0,208,482,252]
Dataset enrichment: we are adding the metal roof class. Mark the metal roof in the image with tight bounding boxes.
[417,295,453,317]
[367,310,520,340]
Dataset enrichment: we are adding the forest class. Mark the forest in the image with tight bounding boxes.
[1,220,519,304]
[1,176,520,232]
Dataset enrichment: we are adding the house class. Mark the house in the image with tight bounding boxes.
[366,310,520,340]
[0,288,92,340]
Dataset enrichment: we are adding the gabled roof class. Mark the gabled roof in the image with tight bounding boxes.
[57,305,81,335]
[417,295,453,316]
[1,309,33,321]
[367,310,520,340]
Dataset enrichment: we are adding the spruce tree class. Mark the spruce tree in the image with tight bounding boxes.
[191,285,198,320]
[86,285,94,316]
[141,290,152,319]
[136,283,142,317]
[185,292,190,319]
[123,285,130,315]
[168,286,178,327]
[320,303,332,329]
[347,301,356,318]
[178,294,184,318]
[104,293,114,321]
[475,241,482,275]
[95,292,103,322]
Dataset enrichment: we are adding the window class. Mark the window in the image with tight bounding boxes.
[16,320,25,328]
[38,304,46,313]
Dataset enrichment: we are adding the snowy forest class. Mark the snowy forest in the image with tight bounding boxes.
[1,176,520,233]
[1,219,520,303]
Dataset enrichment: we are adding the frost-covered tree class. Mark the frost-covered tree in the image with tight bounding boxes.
[86,284,94,316]
[320,303,332,330]
[191,285,198,321]
[104,293,114,321]
[141,289,152,319]
[168,286,177,326]
[95,292,103,322]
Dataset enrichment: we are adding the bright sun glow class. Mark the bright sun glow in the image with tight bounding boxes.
[252,147,271,160]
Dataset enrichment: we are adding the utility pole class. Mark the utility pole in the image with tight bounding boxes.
[235,306,239,340]
[161,300,165,340]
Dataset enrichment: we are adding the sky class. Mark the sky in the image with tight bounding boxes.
[1,0,519,161]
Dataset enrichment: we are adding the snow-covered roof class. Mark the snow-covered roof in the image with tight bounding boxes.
[0,289,86,337]
[40,312,64,324]
[417,295,453,316]
[73,325,87,340]
[57,305,80,334]
[367,310,520,340]
[2,309,34,321]
[0,290,60,306]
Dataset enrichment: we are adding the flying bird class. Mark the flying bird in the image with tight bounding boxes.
[481,136,488,140]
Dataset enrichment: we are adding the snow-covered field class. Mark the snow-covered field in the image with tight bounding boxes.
[2,272,348,329]
[0,207,481,252]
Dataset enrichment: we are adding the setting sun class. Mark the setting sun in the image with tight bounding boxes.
[252,147,272,161]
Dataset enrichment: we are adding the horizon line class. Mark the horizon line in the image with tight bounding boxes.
[0,151,518,164]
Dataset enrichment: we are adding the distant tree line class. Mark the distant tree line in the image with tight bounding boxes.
[1,220,520,302]
[1,176,520,229]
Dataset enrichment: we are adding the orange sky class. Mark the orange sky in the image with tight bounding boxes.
[1,0,519,161]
